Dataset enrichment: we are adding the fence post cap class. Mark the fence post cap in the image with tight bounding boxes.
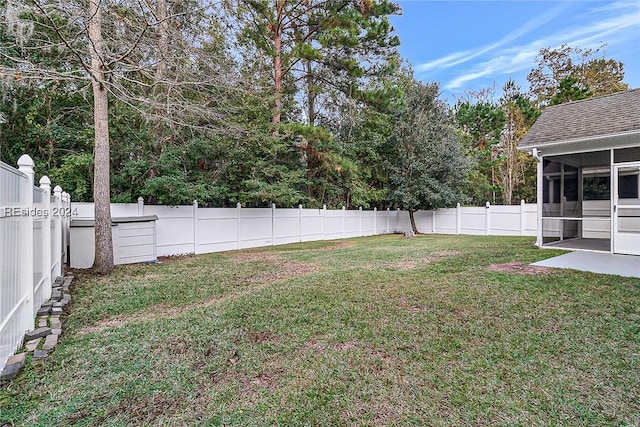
[137,197,144,202]
[39,176,51,190]
[457,202,461,208]
[53,185,63,194]
[520,199,525,205]
[236,202,242,208]
[298,204,303,209]
[485,201,490,208]
[17,154,34,169]
[272,203,276,209]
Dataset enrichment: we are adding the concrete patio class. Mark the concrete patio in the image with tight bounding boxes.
[533,251,640,278]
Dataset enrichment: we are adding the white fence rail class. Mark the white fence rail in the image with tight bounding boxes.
[71,199,537,259]
[0,155,70,372]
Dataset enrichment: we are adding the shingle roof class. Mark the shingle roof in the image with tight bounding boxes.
[519,88,640,149]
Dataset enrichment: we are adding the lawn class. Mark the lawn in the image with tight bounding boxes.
[1,235,639,426]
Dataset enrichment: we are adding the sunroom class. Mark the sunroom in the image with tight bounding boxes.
[520,89,640,256]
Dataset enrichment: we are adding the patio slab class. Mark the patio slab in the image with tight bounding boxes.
[532,251,640,278]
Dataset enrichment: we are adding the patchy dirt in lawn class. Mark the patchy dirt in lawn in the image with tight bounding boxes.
[486,262,554,275]
[77,284,272,335]
[243,260,319,283]
[374,250,463,270]
[78,254,318,335]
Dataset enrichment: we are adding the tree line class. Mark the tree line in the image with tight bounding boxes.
[0,0,629,271]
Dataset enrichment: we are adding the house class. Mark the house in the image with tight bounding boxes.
[519,89,640,256]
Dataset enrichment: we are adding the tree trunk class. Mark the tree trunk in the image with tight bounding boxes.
[271,0,284,124]
[89,0,114,274]
[408,209,420,234]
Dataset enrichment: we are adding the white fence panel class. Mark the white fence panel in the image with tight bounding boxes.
[489,205,522,235]
[301,208,324,242]
[523,203,538,237]
[460,207,486,235]
[324,209,345,240]
[344,210,361,238]
[70,201,542,261]
[239,208,273,249]
[1,156,69,373]
[274,208,300,245]
[144,205,195,256]
[361,210,376,236]
[435,208,457,234]
[0,162,30,373]
[74,202,140,219]
[412,210,433,233]
[196,208,239,254]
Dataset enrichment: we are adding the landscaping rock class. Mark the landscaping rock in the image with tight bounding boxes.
[51,328,62,336]
[50,317,61,329]
[1,353,26,382]
[37,306,51,316]
[1,363,22,382]
[25,338,41,351]
[41,300,53,307]
[42,334,58,351]
[24,327,51,341]
[51,307,63,316]
[33,350,48,359]
[37,318,48,328]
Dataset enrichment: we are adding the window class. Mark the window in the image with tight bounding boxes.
[619,174,639,199]
[584,176,610,200]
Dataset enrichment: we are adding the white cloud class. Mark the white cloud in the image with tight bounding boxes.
[416,3,568,74]
[431,2,640,90]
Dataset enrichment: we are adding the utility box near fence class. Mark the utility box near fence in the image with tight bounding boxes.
[70,215,159,268]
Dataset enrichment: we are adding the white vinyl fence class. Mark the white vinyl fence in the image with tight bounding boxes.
[71,199,537,259]
[0,155,70,372]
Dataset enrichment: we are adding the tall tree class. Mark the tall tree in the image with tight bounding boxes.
[497,79,538,205]
[386,76,469,234]
[527,44,628,107]
[1,0,241,272]
[455,98,505,204]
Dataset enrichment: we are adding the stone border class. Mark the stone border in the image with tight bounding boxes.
[1,275,73,383]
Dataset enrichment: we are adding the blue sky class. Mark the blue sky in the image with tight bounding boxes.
[389,1,640,102]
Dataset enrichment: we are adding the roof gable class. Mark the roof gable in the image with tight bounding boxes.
[519,88,640,150]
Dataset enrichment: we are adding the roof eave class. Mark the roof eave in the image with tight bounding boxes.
[518,129,640,154]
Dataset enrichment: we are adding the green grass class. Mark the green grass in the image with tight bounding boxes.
[1,235,639,426]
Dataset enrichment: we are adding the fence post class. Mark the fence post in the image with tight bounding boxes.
[272,203,276,246]
[485,201,491,236]
[53,186,63,279]
[236,202,241,249]
[432,210,436,233]
[299,204,303,242]
[342,206,346,239]
[385,208,390,234]
[39,176,52,300]
[358,207,363,237]
[193,200,198,254]
[62,192,70,266]
[17,155,35,332]
[520,199,525,236]
[137,196,144,216]
[373,207,377,235]
[456,203,461,235]
[396,208,400,232]
[322,204,327,240]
